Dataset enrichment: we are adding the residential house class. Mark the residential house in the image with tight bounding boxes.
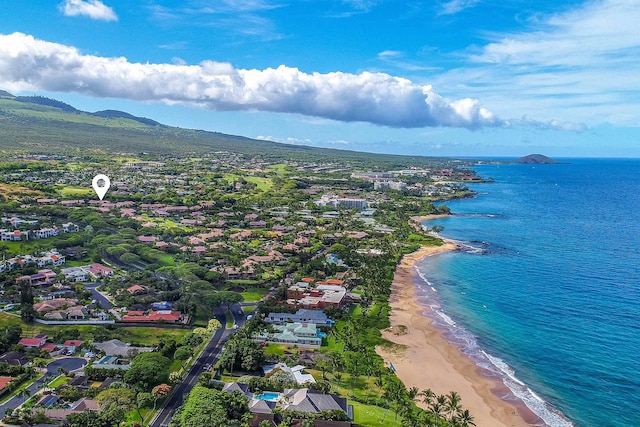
[126,284,148,295]
[263,363,316,385]
[15,269,57,287]
[1,229,28,241]
[93,355,130,370]
[93,339,154,357]
[0,351,28,366]
[88,263,114,279]
[280,388,353,419]
[265,309,333,326]
[33,227,59,239]
[62,222,80,232]
[254,322,322,348]
[60,266,89,282]
[43,397,99,421]
[121,310,186,324]
[137,236,158,244]
[286,284,347,309]
[18,335,47,349]
[63,340,83,352]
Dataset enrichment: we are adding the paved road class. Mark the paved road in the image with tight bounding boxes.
[0,357,87,417]
[149,313,231,427]
[85,283,112,309]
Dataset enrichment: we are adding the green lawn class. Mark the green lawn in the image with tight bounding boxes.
[351,400,398,427]
[264,344,289,357]
[267,164,290,175]
[223,173,273,191]
[56,185,92,197]
[225,309,234,328]
[244,176,273,191]
[48,374,70,388]
[240,287,269,302]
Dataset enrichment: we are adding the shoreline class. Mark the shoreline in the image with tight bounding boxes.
[376,237,543,427]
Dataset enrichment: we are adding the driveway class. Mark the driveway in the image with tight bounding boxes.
[0,358,87,417]
[85,283,112,309]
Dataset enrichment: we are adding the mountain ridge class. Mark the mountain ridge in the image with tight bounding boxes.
[0,90,462,167]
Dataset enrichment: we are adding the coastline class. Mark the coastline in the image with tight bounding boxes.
[376,233,542,427]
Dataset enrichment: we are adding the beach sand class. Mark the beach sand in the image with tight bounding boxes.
[376,237,542,427]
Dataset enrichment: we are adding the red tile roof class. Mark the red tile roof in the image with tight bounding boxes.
[122,310,182,323]
[19,337,46,347]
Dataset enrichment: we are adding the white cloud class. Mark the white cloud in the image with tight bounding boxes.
[147,1,283,41]
[0,32,506,130]
[434,0,640,126]
[59,0,117,21]
[438,0,481,15]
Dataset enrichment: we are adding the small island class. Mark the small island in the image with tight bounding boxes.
[515,153,561,164]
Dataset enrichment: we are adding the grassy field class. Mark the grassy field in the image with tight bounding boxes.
[267,163,290,175]
[48,374,70,388]
[240,287,269,302]
[56,185,92,197]
[351,400,398,427]
[0,183,43,200]
[244,176,273,191]
[223,173,273,191]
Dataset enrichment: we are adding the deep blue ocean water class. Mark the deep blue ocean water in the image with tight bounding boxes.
[416,158,640,427]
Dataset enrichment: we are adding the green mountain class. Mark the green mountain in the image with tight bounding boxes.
[0,91,458,167]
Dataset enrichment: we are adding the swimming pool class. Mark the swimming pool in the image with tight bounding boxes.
[254,392,279,401]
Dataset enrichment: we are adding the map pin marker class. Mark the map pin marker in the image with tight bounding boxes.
[92,174,111,200]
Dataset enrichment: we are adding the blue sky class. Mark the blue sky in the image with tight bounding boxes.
[1,0,639,157]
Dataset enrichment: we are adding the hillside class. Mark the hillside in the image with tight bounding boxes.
[0,91,458,167]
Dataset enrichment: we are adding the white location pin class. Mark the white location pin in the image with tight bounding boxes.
[92,174,111,200]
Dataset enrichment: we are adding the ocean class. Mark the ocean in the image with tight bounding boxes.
[416,158,640,427]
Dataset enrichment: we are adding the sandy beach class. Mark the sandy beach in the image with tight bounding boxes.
[376,236,542,427]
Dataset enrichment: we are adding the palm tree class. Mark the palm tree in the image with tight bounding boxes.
[16,387,31,400]
[445,391,462,421]
[456,409,476,427]
[420,388,436,407]
[430,402,444,427]
[407,386,420,401]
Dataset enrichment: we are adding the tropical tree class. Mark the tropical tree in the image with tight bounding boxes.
[445,391,462,421]
[96,388,136,426]
[152,383,172,409]
[456,408,476,427]
[174,346,192,366]
[16,387,31,400]
[136,391,154,425]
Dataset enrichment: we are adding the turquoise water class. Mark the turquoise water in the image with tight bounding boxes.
[255,392,280,401]
[417,159,640,427]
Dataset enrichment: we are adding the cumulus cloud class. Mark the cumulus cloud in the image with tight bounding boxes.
[0,32,504,130]
[59,0,117,21]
